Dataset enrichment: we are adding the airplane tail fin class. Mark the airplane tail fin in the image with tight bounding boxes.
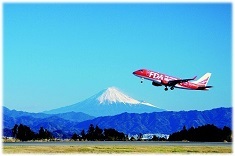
[194,73,212,86]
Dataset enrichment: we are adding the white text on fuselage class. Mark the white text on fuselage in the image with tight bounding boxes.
[148,72,177,81]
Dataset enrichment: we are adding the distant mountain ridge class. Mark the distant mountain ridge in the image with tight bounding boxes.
[75,107,231,135]
[3,106,95,131]
[44,87,165,116]
[3,106,231,137]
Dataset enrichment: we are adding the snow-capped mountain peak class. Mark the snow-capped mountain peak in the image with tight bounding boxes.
[44,86,165,116]
[97,87,140,104]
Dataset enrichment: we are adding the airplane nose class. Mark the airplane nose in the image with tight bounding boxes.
[133,71,136,75]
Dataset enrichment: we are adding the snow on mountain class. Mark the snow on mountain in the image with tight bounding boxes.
[97,87,140,104]
[96,87,158,108]
[44,87,165,116]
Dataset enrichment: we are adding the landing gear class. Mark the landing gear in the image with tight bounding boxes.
[140,78,144,83]
[165,86,174,91]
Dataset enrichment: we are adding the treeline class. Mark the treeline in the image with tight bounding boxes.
[71,124,128,141]
[9,123,232,142]
[10,124,128,141]
[168,124,232,142]
[11,124,53,141]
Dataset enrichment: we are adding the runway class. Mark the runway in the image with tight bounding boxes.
[4,141,232,147]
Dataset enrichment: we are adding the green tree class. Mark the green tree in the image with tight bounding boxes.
[14,124,35,141]
[71,133,79,141]
[181,125,188,141]
[94,125,104,141]
[80,129,86,140]
[38,127,53,140]
[222,126,232,142]
[86,124,95,141]
[39,127,45,139]
[168,124,232,142]
[104,128,126,141]
[12,124,18,139]
[18,124,27,141]
[45,129,53,140]
[151,135,159,141]
[104,128,116,141]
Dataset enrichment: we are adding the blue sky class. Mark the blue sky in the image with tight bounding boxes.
[4,3,232,112]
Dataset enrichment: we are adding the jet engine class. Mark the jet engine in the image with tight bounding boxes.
[152,81,162,86]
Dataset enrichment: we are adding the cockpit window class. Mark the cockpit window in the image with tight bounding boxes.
[139,70,143,72]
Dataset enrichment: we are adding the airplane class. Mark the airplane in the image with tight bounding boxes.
[133,69,212,91]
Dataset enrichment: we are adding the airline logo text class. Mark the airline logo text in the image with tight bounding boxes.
[148,72,177,81]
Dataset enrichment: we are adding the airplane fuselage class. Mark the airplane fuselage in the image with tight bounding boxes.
[133,69,212,91]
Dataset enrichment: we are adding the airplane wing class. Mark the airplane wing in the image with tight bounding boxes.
[168,76,197,86]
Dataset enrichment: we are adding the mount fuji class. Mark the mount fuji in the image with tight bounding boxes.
[44,87,165,117]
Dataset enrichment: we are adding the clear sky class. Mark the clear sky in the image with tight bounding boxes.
[3,3,232,112]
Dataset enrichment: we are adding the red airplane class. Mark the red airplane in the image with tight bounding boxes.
[133,69,212,91]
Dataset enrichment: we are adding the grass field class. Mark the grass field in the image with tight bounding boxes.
[3,145,232,154]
